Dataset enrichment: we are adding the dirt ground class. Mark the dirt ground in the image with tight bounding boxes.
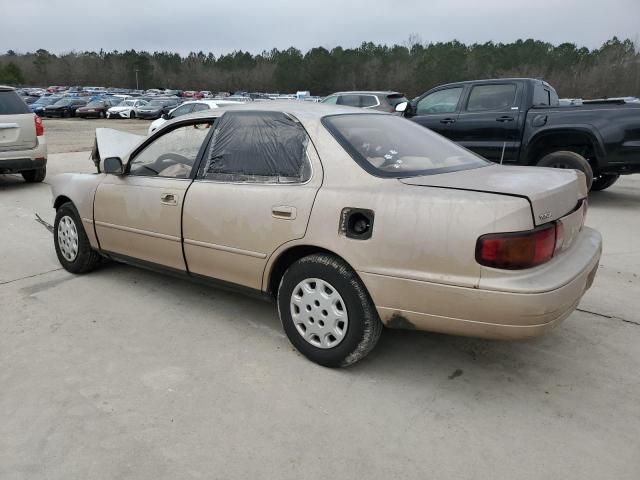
[42,117,151,154]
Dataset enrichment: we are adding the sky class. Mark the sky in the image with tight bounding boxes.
[1,0,639,56]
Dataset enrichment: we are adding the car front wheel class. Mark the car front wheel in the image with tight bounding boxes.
[54,203,102,274]
[277,254,382,368]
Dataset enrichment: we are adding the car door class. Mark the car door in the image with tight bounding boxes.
[453,82,523,162]
[182,111,322,290]
[93,120,213,270]
[408,86,464,138]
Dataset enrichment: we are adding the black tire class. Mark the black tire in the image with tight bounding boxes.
[54,202,101,274]
[21,166,46,183]
[129,110,135,119]
[536,150,594,190]
[62,109,69,118]
[591,174,620,191]
[277,254,382,368]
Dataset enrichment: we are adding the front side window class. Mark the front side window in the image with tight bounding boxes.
[323,114,488,178]
[191,103,210,112]
[170,104,193,117]
[416,87,463,114]
[198,111,311,183]
[321,95,338,105]
[466,84,517,112]
[128,122,212,178]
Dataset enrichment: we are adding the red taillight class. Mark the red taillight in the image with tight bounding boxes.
[34,114,44,136]
[476,224,559,270]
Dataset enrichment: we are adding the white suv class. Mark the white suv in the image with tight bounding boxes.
[0,86,47,182]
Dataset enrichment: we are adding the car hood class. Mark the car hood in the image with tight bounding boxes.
[138,106,162,111]
[93,128,146,170]
[400,164,587,226]
[109,106,133,111]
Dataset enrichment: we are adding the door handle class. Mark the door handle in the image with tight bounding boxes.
[272,205,296,220]
[439,118,456,124]
[496,116,515,122]
[160,193,178,206]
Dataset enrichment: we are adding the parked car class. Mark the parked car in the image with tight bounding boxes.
[106,99,147,119]
[50,103,601,367]
[43,98,87,117]
[135,98,181,120]
[147,99,244,134]
[402,78,640,191]
[30,96,62,116]
[0,86,47,182]
[200,91,213,98]
[322,91,409,112]
[76,98,122,118]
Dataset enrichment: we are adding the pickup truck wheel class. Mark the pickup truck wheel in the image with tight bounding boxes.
[537,151,594,190]
[591,174,620,191]
[21,166,46,183]
[277,254,382,368]
[54,203,101,274]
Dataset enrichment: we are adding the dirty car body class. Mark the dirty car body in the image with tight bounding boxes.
[50,102,602,367]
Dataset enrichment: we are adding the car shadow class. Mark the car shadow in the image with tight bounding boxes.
[588,184,640,210]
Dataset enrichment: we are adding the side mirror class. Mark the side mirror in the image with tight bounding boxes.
[162,113,170,120]
[395,101,408,113]
[103,157,124,175]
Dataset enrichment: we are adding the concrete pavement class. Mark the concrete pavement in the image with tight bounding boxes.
[1,150,639,480]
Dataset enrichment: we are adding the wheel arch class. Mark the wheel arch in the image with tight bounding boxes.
[264,244,356,299]
[53,194,73,210]
[525,127,605,172]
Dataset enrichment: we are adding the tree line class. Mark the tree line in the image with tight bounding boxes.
[1,37,639,98]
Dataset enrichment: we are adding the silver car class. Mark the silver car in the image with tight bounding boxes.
[0,86,47,182]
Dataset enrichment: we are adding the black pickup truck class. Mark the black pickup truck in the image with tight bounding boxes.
[403,78,640,190]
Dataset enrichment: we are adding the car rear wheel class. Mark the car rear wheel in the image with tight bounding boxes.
[277,253,382,368]
[21,166,46,183]
[54,203,101,274]
[591,174,620,191]
[536,151,594,190]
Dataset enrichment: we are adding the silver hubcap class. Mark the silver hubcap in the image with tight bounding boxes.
[57,215,79,262]
[290,278,349,349]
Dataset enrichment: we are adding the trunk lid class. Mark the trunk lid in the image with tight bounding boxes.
[400,164,586,226]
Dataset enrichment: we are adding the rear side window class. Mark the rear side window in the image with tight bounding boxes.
[467,84,517,111]
[337,95,361,107]
[386,94,408,107]
[360,95,379,108]
[533,85,550,106]
[0,90,30,115]
[198,111,311,183]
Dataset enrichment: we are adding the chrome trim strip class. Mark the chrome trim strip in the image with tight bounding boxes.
[94,220,181,242]
[183,238,266,259]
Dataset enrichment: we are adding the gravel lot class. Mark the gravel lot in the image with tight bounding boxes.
[1,119,639,480]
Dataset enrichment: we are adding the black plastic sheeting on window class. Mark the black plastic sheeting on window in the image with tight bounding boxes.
[200,111,310,183]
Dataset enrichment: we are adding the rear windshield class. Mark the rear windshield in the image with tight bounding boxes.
[0,90,31,114]
[322,114,489,177]
[386,93,408,106]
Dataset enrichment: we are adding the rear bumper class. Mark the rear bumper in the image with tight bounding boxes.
[359,227,602,340]
[0,138,48,173]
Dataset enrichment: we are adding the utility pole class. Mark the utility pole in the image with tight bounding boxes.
[135,69,139,90]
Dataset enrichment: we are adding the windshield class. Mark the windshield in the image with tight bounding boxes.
[121,100,136,106]
[53,99,73,106]
[322,114,489,177]
[86,100,105,107]
[148,100,168,107]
